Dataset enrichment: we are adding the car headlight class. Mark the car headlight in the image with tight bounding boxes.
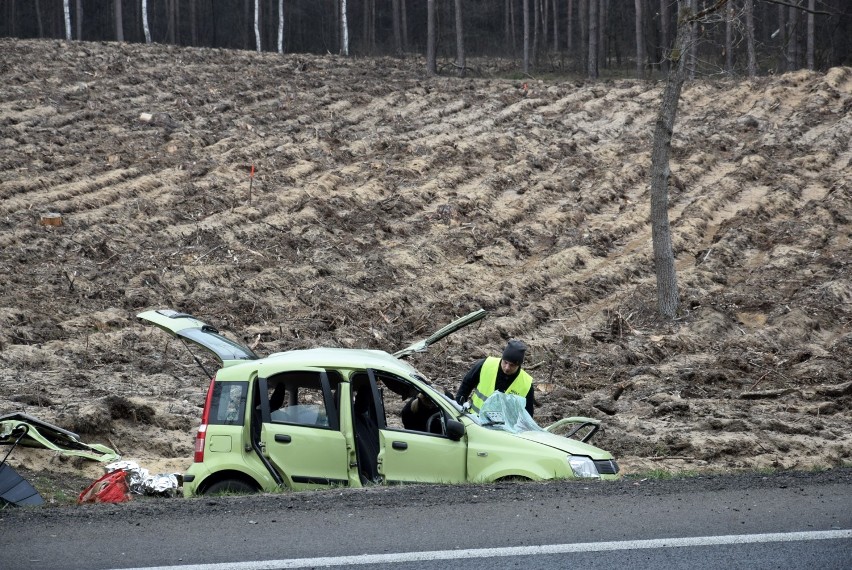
[568,456,600,478]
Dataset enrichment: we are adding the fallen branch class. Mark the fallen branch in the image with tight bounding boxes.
[740,388,797,399]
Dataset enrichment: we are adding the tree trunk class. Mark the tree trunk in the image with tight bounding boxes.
[777,4,786,72]
[142,0,151,44]
[278,0,285,53]
[806,0,814,70]
[533,0,540,69]
[552,0,558,52]
[659,0,669,73]
[75,0,82,40]
[253,0,261,52]
[745,0,757,78]
[787,3,799,71]
[64,0,72,40]
[649,6,694,319]
[505,0,512,54]
[579,0,588,73]
[688,0,697,79]
[523,0,530,73]
[635,0,644,78]
[35,0,44,38]
[426,0,437,75]
[598,0,607,70]
[567,0,574,54]
[190,0,197,46]
[454,0,466,77]
[114,0,124,42]
[401,0,409,51]
[338,0,349,56]
[166,0,175,44]
[392,0,402,57]
[588,0,598,77]
[725,0,733,73]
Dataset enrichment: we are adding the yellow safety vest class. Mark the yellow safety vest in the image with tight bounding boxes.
[470,356,532,414]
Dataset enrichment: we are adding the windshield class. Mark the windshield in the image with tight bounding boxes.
[469,392,545,434]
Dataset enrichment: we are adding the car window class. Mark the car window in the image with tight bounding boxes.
[353,371,446,436]
[208,381,248,425]
[265,371,341,429]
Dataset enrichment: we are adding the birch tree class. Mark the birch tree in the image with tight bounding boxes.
[253,0,261,52]
[341,0,350,56]
[278,0,284,53]
[142,0,151,44]
[64,0,72,40]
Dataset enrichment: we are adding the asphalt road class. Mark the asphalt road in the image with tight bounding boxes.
[1,469,850,570]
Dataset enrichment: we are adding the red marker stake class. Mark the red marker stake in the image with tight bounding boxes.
[248,164,255,204]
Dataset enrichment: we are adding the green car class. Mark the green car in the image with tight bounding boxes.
[138,309,620,496]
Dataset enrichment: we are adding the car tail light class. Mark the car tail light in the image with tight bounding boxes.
[194,424,207,463]
[194,378,216,463]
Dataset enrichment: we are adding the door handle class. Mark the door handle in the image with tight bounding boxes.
[275,434,292,443]
[392,441,408,450]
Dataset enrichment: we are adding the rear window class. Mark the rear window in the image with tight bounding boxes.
[208,381,248,425]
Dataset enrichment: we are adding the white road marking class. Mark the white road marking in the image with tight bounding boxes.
[118,529,852,570]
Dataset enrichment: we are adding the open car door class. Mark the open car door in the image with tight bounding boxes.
[137,309,259,367]
[393,308,487,359]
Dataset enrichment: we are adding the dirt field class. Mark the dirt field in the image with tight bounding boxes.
[0,38,850,494]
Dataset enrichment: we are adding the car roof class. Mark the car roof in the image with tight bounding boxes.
[220,347,425,380]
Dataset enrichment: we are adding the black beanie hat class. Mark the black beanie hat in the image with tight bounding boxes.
[502,339,527,365]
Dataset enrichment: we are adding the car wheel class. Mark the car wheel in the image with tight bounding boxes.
[203,479,257,495]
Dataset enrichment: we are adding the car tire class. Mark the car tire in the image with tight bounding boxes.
[203,479,257,495]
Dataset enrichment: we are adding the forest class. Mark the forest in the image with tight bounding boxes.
[1,1,850,79]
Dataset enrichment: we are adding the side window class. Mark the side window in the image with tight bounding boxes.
[209,381,248,425]
[266,371,339,429]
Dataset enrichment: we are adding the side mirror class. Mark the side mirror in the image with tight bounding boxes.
[446,419,465,441]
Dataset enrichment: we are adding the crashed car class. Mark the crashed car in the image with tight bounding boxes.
[138,308,620,496]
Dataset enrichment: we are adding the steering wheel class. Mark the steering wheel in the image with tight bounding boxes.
[425,411,445,435]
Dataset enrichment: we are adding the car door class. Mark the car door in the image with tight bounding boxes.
[257,370,351,490]
[367,370,468,484]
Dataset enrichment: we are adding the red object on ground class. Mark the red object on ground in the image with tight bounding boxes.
[78,470,131,504]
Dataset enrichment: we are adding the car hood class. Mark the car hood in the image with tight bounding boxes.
[512,429,612,459]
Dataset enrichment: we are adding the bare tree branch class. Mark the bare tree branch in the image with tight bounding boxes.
[759,0,831,16]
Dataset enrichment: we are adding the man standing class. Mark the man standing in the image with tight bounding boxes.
[455,339,535,418]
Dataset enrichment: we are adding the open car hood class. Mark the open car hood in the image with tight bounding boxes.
[137,309,259,366]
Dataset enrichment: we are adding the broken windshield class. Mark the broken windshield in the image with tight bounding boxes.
[469,392,545,434]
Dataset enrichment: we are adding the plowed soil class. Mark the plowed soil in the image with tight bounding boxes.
[1,39,850,494]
